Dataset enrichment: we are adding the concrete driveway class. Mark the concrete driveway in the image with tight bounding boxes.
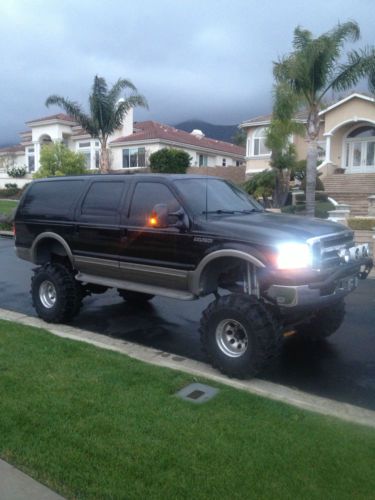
[1,236,375,410]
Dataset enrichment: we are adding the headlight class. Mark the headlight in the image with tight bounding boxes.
[276,242,312,270]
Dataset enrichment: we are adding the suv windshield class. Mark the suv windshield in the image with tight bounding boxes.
[173,178,263,215]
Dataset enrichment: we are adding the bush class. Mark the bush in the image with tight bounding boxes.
[7,165,27,178]
[149,148,190,174]
[34,143,87,178]
[347,218,375,231]
[281,200,334,219]
[0,186,21,198]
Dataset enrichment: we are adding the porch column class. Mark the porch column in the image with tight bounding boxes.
[323,133,332,163]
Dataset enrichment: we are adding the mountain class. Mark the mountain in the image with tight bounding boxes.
[173,120,239,143]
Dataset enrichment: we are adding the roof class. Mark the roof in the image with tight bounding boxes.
[240,110,308,128]
[0,144,25,154]
[26,113,77,125]
[110,121,245,156]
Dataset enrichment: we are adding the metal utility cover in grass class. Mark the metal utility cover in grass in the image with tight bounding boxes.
[176,383,219,404]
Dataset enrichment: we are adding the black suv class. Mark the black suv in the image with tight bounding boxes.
[14,174,373,378]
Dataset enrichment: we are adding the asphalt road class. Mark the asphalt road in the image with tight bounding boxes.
[1,236,375,411]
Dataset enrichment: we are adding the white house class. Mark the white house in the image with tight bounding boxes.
[0,108,245,187]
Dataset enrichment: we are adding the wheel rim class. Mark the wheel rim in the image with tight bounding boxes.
[39,280,57,309]
[215,319,249,358]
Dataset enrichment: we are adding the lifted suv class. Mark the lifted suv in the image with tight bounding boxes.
[14,174,373,378]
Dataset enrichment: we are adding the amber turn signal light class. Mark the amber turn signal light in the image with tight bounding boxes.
[149,216,158,226]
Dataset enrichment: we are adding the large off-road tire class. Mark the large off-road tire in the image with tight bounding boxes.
[31,263,83,323]
[200,294,282,379]
[118,289,154,303]
[296,300,346,340]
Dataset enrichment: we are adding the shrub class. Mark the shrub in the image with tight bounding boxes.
[0,186,21,198]
[7,165,27,178]
[347,218,375,231]
[34,143,87,178]
[149,148,190,174]
[281,200,334,219]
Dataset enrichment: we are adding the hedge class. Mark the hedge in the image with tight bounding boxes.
[347,218,375,231]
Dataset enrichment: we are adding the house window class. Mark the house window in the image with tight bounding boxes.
[122,147,146,168]
[198,154,208,167]
[222,158,227,167]
[77,141,100,169]
[252,127,270,156]
[26,146,35,172]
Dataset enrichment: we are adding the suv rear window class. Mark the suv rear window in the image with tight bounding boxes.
[20,180,84,218]
[81,181,126,215]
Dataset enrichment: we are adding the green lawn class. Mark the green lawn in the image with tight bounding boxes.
[1,319,375,499]
[0,199,18,215]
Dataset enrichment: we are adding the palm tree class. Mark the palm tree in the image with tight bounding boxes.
[46,75,148,173]
[273,21,375,216]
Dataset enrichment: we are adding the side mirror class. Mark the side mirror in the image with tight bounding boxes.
[149,204,168,228]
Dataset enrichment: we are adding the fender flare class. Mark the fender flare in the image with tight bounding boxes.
[190,249,265,295]
[31,232,74,265]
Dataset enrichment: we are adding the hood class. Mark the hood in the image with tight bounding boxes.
[197,211,351,246]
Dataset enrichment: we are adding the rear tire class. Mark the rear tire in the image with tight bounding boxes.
[200,294,282,379]
[31,263,83,323]
[118,289,154,303]
[296,300,346,340]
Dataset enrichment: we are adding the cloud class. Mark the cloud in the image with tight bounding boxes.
[0,0,373,145]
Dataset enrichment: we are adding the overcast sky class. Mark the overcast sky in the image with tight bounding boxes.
[0,0,374,145]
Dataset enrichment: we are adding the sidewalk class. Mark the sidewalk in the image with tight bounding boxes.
[0,459,64,500]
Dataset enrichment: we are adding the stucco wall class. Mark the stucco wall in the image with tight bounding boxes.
[324,97,375,134]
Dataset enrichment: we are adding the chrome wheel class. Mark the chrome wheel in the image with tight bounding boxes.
[39,280,57,309]
[215,319,248,358]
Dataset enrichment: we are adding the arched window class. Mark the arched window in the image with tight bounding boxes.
[252,127,270,156]
[347,126,375,138]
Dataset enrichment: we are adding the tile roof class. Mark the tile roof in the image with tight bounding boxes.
[242,110,308,126]
[110,121,245,156]
[0,144,24,154]
[27,113,77,124]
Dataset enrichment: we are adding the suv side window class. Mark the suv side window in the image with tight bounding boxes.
[20,180,84,218]
[129,182,181,226]
[81,181,126,217]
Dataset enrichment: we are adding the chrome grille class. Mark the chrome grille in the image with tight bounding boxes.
[308,231,355,270]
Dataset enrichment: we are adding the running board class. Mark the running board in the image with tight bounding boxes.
[75,272,196,301]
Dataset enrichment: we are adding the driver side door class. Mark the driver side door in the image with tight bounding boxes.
[118,180,190,290]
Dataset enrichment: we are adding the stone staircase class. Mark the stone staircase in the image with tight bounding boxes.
[323,173,375,216]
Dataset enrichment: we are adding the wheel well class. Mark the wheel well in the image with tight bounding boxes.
[33,238,72,267]
[199,257,255,295]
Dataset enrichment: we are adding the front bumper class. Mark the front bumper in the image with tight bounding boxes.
[265,257,373,310]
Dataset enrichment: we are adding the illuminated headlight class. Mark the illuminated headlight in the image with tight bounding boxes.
[276,242,313,270]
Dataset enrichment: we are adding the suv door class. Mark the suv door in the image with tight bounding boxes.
[72,180,129,278]
[118,180,190,290]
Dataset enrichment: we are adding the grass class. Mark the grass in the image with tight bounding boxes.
[1,319,375,499]
[0,199,18,215]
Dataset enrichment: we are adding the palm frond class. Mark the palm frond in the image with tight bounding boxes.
[293,26,312,50]
[45,95,96,136]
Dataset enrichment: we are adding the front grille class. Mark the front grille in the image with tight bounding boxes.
[308,230,355,270]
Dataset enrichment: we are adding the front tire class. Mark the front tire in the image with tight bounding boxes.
[31,263,83,323]
[200,294,282,379]
[296,300,346,340]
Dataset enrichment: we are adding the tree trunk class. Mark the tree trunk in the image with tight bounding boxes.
[273,168,290,207]
[305,109,320,217]
[99,139,110,174]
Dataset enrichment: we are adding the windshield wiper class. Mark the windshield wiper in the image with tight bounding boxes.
[201,209,236,215]
[201,209,259,215]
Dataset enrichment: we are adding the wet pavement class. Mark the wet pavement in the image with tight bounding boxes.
[1,236,375,410]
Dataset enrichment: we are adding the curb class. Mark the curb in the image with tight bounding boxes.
[0,231,13,238]
[1,308,375,429]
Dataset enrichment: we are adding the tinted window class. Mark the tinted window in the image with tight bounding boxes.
[21,180,84,218]
[174,178,262,215]
[81,181,125,215]
[129,182,180,225]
